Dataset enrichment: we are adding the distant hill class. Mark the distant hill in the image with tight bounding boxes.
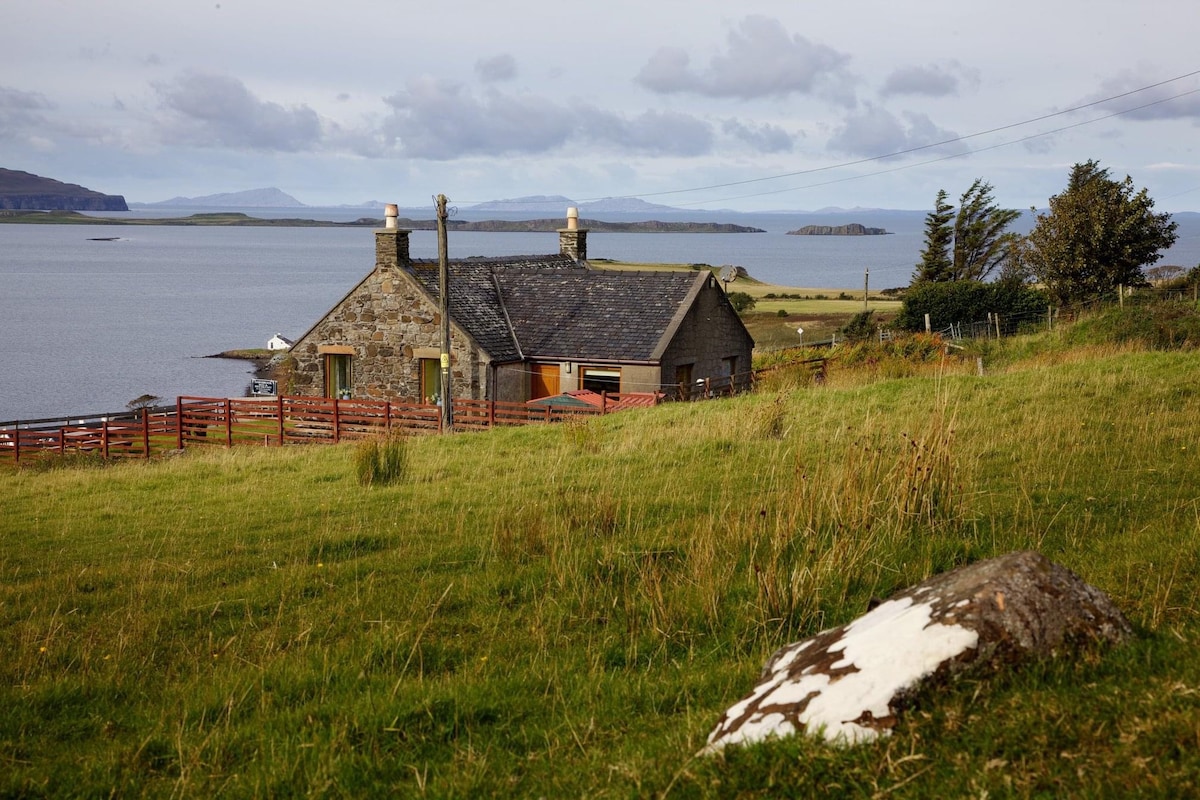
[0,168,127,211]
[134,188,305,208]
[467,195,680,214]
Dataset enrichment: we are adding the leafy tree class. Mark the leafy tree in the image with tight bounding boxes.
[1025,160,1178,305]
[726,291,756,313]
[913,180,1021,283]
[914,189,954,282]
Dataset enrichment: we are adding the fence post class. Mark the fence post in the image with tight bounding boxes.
[102,419,110,460]
[995,314,1002,339]
[225,398,233,448]
[142,408,150,459]
[176,398,183,450]
[488,399,496,429]
[278,395,285,445]
[332,397,341,443]
[13,423,19,464]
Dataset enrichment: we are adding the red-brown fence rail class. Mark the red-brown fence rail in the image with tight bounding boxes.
[0,391,663,465]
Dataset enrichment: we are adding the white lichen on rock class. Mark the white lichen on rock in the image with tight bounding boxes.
[702,551,1133,753]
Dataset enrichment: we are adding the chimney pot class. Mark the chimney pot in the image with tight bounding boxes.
[384,203,399,229]
[566,206,578,231]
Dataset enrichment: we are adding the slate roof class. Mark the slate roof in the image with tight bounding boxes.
[495,269,706,361]
[404,253,584,362]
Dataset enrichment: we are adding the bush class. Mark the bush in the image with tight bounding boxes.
[354,434,408,487]
[894,281,1050,332]
[839,310,878,342]
[727,291,756,313]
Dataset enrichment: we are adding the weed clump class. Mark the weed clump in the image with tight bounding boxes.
[354,433,408,486]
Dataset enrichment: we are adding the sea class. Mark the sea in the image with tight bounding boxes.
[3,206,1198,422]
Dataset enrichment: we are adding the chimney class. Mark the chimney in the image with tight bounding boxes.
[375,203,410,269]
[558,206,588,261]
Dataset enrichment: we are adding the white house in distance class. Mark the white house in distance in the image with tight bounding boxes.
[267,333,294,351]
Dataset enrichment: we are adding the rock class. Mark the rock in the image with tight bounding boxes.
[701,551,1132,752]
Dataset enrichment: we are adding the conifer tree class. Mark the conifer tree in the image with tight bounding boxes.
[913,189,954,283]
[913,181,1020,284]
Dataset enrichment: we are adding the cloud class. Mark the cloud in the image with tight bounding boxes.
[721,119,795,153]
[475,54,517,83]
[381,77,575,159]
[0,86,55,142]
[573,106,713,156]
[880,62,980,98]
[635,15,855,105]
[1083,67,1200,122]
[827,104,964,159]
[153,72,323,151]
[380,77,713,159]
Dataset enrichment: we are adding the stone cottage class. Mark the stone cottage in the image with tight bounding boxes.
[286,206,755,404]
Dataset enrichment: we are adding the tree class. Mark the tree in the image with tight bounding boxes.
[914,189,954,283]
[913,180,1021,283]
[1025,160,1178,305]
[726,291,756,313]
[951,179,1022,282]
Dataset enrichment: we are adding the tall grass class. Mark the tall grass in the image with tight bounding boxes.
[3,346,1200,796]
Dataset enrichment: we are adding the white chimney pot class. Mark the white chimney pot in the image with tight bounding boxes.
[566,206,578,231]
[385,203,399,229]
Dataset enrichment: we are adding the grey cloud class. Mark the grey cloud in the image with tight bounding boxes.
[153,72,322,151]
[827,104,963,158]
[635,15,855,105]
[574,106,713,156]
[381,78,575,159]
[1084,68,1200,122]
[0,86,54,139]
[881,62,980,98]
[721,119,795,153]
[380,77,713,159]
[475,54,517,83]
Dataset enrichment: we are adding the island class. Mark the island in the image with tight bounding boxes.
[787,223,890,236]
[0,210,765,233]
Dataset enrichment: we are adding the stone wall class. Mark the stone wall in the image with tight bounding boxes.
[288,263,489,401]
[659,278,755,393]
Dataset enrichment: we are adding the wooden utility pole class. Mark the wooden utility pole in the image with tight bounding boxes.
[863,268,870,311]
[436,194,453,433]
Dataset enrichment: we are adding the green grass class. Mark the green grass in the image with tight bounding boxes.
[4,337,1200,796]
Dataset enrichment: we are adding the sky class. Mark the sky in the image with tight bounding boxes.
[3,0,1199,212]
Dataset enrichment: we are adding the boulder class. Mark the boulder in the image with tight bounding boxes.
[702,551,1132,752]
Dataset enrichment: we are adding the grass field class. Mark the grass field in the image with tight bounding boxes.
[4,313,1200,796]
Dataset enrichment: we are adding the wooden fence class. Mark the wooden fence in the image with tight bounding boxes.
[0,364,782,466]
[0,392,652,464]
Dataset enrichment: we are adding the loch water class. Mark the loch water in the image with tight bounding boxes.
[2,207,1197,422]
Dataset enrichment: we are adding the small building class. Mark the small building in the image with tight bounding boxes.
[267,333,294,351]
[287,207,754,403]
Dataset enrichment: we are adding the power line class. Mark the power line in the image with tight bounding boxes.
[521,68,1198,208]
[671,84,1200,207]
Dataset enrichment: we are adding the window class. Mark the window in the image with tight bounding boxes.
[420,358,442,405]
[324,354,352,399]
[581,367,621,394]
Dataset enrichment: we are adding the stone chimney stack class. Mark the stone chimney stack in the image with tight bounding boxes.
[375,203,411,269]
[558,206,588,261]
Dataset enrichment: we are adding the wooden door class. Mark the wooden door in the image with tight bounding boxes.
[530,364,560,400]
